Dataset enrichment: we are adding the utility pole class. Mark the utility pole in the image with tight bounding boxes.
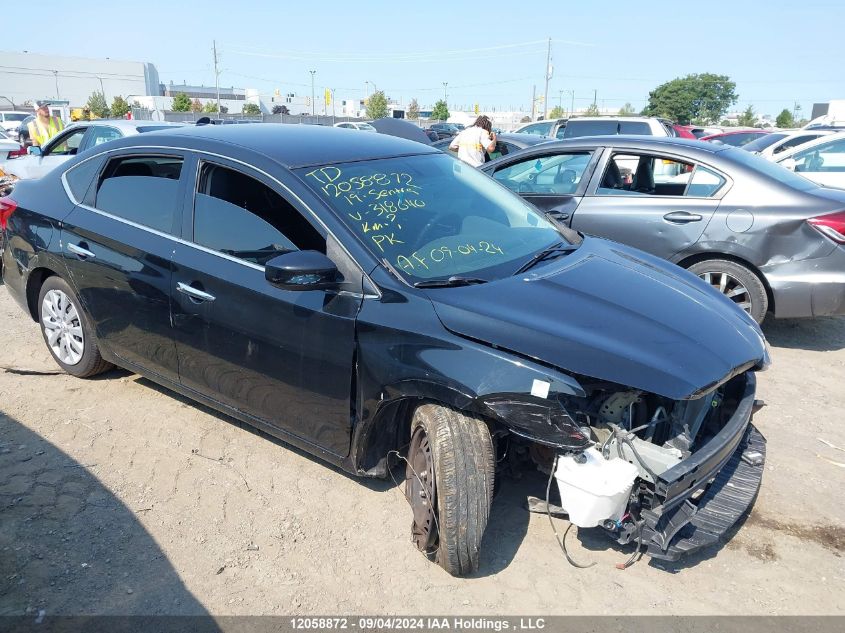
[570,90,575,117]
[53,70,60,100]
[542,37,551,120]
[213,40,221,114]
[309,70,316,116]
[531,85,536,121]
[558,89,564,113]
[331,88,336,118]
[593,89,597,109]
[442,82,448,105]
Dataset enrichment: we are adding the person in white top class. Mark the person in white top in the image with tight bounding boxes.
[448,115,497,167]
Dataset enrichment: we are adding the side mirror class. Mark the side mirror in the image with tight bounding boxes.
[780,157,797,172]
[27,146,42,156]
[265,250,342,291]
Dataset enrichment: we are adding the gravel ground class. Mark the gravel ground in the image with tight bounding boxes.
[1,286,844,616]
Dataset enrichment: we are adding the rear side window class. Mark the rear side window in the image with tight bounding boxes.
[193,162,325,266]
[563,120,619,138]
[64,158,103,203]
[619,121,652,135]
[95,155,183,233]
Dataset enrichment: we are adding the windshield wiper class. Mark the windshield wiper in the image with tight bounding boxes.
[413,276,489,288]
[513,241,577,275]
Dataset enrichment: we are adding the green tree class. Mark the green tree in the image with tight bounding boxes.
[430,99,450,121]
[242,103,261,115]
[110,96,130,118]
[407,98,420,120]
[737,105,757,127]
[618,102,636,116]
[775,108,795,128]
[643,73,737,124]
[202,101,219,113]
[86,91,110,118]
[365,90,389,119]
[171,92,192,112]
[272,104,290,115]
[190,98,203,113]
[583,103,600,116]
[720,119,733,127]
[548,105,565,119]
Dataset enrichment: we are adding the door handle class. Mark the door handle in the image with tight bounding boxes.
[177,282,216,303]
[66,242,96,258]
[547,210,570,221]
[663,211,703,224]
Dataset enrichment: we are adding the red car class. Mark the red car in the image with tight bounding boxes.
[700,129,770,147]
[672,125,712,139]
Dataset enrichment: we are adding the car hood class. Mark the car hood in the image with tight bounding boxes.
[426,238,767,400]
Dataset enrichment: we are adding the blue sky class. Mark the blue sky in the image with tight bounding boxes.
[9,0,844,117]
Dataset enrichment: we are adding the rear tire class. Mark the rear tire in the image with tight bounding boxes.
[406,404,495,576]
[37,276,112,378]
[687,259,768,324]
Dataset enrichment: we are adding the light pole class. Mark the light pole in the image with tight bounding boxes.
[442,82,448,105]
[331,88,336,118]
[309,70,316,116]
[97,76,106,102]
[53,70,60,100]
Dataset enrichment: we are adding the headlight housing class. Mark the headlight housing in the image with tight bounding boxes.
[481,394,590,450]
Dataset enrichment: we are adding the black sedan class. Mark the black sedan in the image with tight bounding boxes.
[0,125,768,574]
[482,136,845,323]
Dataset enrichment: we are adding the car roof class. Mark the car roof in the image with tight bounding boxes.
[535,135,728,154]
[133,122,439,167]
[497,132,552,145]
[773,130,845,160]
[567,116,657,123]
[702,129,767,138]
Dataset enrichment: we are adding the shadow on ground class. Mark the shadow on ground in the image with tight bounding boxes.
[0,410,211,616]
[762,315,845,352]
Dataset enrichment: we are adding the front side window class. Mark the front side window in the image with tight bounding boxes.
[95,155,183,233]
[493,152,593,195]
[519,122,553,136]
[792,139,845,173]
[193,163,324,266]
[44,128,87,156]
[297,154,573,283]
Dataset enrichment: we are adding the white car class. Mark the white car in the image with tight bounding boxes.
[774,131,845,189]
[5,119,184,181]
[333,121,376,132]
[0,128,25,177]
[743,129,837,160]
[0,111,31,134]
[561,116,672,139]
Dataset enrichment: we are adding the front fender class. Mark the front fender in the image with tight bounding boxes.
[346,283,586,475]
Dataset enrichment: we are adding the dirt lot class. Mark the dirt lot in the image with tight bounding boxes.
[1,286,844,617]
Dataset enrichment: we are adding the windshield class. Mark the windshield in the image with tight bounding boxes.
[297,153,569,284]
[742,133,788,152]
[723,146,818,191]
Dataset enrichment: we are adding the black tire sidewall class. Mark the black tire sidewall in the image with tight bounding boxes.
[37,276,105,377]
[688,259,768,324]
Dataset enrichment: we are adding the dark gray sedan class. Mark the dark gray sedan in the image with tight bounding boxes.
[483,136,845,322]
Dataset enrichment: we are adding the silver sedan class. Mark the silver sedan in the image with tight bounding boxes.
[482,136,845,322]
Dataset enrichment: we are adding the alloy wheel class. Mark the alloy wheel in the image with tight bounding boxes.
[41,289,84,365]
[697,270,752,314]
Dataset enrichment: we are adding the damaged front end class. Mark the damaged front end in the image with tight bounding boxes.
[483,370,765,561]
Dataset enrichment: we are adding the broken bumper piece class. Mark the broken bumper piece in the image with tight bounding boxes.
[641,422,765,561]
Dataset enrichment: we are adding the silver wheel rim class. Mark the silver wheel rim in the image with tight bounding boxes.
[698,271,752,313]
[41,289,84,366]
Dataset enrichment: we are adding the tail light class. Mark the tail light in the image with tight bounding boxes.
[0,196,17,230]
[807,210,845,244]
[7,145,27,159]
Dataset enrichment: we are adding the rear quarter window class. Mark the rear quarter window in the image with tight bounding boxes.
[64,158,104,203]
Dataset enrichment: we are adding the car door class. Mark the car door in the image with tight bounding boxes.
[60,150,188,383]
[570,149,725,259]
[25,126,91,179]
[487,149,600,224]
[170,155,361,457]
[785,137,845,189]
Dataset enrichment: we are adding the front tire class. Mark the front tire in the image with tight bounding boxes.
[38,276,112,378]
[405,404,495,576]
[688,259,768,324]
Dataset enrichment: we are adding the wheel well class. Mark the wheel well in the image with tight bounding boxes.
[676,252,774,315]
[356,397,496,476]
[25,267,57,322]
